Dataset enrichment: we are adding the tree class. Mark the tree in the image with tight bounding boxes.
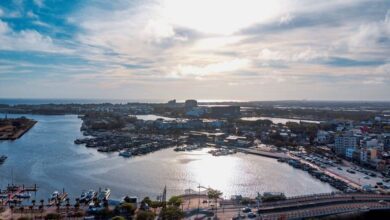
[208,189,223,202]
[136,210,156,220]
[160,206,184,220]
[120,203,136,215]
[111,216,126,220]
[208,189,223,217]
[141,197,152,206]
[167,196,183,207]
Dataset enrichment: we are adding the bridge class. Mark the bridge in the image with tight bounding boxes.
[217,192,390,219]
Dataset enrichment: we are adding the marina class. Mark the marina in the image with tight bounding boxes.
[0,114,335,201]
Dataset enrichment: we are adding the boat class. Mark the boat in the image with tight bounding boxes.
[97,188,111,201]
[119,151,132,158]
[174,147,185,152]
[81,189,96,202]
[80,191,87,201]
[16,192,31,199]
[0,155,7,164]
[49,190,68,203]
[50,191,60,201]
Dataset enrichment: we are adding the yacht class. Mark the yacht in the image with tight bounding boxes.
[83,189,97,202]
[49,190,67,202]
[97,188,111,201]
[50,191,60,201]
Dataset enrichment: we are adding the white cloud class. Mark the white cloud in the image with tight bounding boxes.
[279,13,294,25]
[0,20,9,34]
[258,48,327,63]
[170,58,250,78]
[348,9,390,49]
[0,20,71,53]
[33,0,44,7]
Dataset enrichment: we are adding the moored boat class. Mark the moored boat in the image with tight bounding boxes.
[119,150,132,158]
[97,188,111,201]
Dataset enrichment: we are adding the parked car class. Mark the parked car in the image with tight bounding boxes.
[247,212,257,218]
[242,207,252,213]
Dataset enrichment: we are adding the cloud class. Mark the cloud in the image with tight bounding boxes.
[0,0,389,100]
[257,48,328,63]
[348,9,390,49]
[169,59,250,78]
[0,19,71,53]
[33,0,44,8]
[324,57,386,67]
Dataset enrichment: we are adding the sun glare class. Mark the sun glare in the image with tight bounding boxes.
[161,0,285,35]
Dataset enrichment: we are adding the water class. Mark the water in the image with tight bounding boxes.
[241,116,322,124]
[0,98,165,105]
[134,114,180,121]
[0,114,334,203]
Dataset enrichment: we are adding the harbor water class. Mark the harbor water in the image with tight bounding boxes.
[0,114,334,201]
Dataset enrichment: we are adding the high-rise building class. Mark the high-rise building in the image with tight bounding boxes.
[334,134,358,156]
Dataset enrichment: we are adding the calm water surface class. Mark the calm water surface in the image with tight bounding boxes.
[241,116,322,124]
[0,114,334,201]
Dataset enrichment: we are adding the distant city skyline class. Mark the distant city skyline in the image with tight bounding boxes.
[0,0,389,101]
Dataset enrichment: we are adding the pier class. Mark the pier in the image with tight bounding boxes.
[236,148,289,159]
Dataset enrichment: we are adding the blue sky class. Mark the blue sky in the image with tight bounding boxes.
[0,0,389,101]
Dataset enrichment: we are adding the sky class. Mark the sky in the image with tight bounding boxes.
[0,0,389,101]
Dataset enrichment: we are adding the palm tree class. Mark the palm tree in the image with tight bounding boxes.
[29,205,34,219]
[74,202,80,212]
[20,206,24,218]
[56,201,61,213]
[65,202,70,216]
[9,205,14,219]
[38,204,44,219]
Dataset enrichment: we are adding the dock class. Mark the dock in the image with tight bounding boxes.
[236,148,289,159]
[0,184,38,206]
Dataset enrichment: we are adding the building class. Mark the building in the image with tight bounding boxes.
[167,99,177,107]
[383,134,390,150]
[345,147,356,159]
[186,107,208,117]
[185,99,198,110]
[316,130,331,144]
[210,106,240,118]
[334,134,358,156]
[360,148,378,163]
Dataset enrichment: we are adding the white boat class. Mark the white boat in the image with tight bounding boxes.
[97,188,111,201]
[80,191,87,201]
[16,192,31,199]
[84,189,96,202]
[50,191,60,201]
